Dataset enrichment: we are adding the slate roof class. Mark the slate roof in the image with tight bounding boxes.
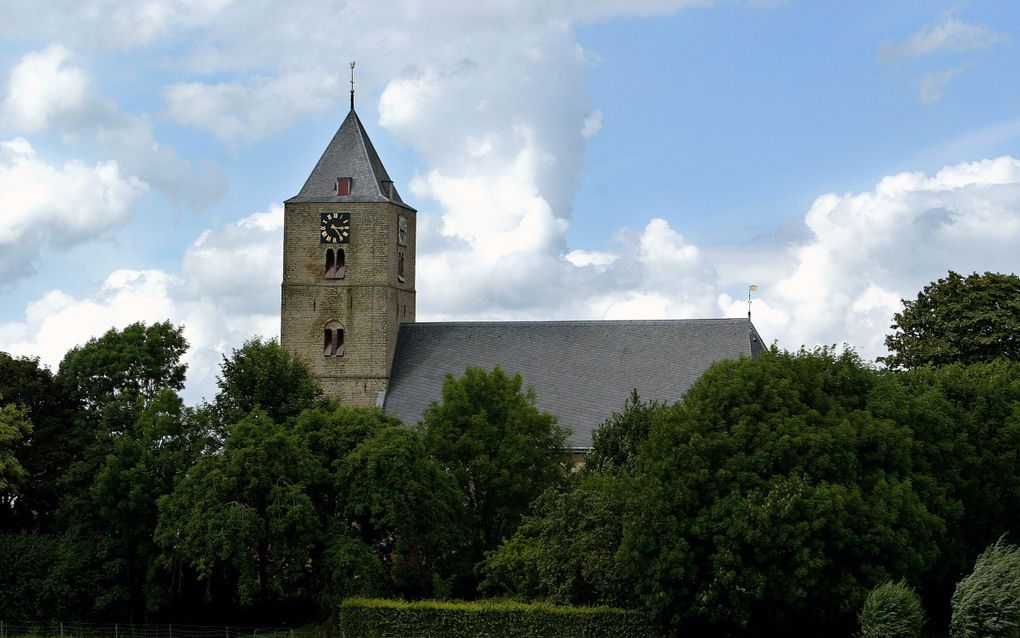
[383,318,766,450]
[286,109,414,209]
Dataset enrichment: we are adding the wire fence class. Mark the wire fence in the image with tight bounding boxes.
[0,622,328,638]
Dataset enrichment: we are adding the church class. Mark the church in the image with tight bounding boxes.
[280,103,765,455]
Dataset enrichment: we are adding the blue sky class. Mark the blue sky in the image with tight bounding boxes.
[1,1,1018,402]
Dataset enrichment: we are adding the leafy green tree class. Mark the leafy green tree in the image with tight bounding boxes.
[482,394,663,606]
[0,532,121,620]
[59,321,188,413]
[214,337,322,425]
[951,537,1020,638]
[420,366,569,584]
[882,271,1020,370]
[896,360,1020,626]
[90,390,212,615]
[584,389,661,476]
[859,580,924,638]
[294,405,467,598]
[0,353,79,531]
[0,403,31,492]
[482,471,635,608]
[622,348,945,634]
[340,426,467,596]
[156,409,326,611]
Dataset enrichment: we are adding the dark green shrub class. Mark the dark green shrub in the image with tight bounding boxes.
[859,581,923,638]
[338,597,657,637]
[951,538,1020,638]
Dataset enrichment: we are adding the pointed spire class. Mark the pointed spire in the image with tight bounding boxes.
[286,106,413,209]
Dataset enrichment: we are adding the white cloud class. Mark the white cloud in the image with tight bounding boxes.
[178,204,283,314]
[565,249,617,267]
[0,204,284,403]
[164,72,342,144]
[760,156,1020,358]
[0,137,148,281]
[582,110,603,139]
[0,45,89,132]
[881,13,1008,60]
[918,66,964,104]
[0,45,225,208]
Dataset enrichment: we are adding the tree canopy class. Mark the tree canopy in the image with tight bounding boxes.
[214,337,322,425]
[882,271,1020,369]
[58,321,188,412]
[420,366,569,588]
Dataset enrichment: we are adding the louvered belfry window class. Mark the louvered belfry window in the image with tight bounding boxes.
[325,248,346,279]
[323,327,345,357]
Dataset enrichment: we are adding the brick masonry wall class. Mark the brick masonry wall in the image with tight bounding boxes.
[281,200,416,407]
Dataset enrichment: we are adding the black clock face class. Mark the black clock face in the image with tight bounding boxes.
[320,212,351,244]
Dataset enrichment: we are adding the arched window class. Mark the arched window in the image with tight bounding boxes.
[323,321,345,357]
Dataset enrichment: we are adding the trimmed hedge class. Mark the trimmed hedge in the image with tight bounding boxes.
[338,598,658,637]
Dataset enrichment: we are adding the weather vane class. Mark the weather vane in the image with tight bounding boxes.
[350,61,356,110]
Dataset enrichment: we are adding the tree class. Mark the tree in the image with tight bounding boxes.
[0,404,31,492]
[882,271,1020,370]
[59,321,188,413]
[420,366,569,588]
[621,348,945,634]
[584,389,661,476]
[859,581,924,638]
[951,537,1020,638]
[294,405,467,598]
[482,472,636,608]
[897,360,1020,627]
[214,337,322,425]
[0,353,79,531]
[156,409,324,614]
[340,426,467,596]
[482,393,664,606]
[90,390,212,616]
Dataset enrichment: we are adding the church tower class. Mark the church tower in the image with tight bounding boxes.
[281,105,416,406]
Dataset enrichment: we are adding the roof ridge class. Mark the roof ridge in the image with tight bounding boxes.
[401,317,753,327]
[352,111,383,198]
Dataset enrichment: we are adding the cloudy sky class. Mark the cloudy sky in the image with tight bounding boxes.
[1,1,1018,402]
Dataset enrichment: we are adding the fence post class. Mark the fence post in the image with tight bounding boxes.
[169,624,173,638]
[225,626,229,638]
[60,622,64,638]
[115,624,118,638]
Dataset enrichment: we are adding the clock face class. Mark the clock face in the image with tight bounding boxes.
[320,212,351,244]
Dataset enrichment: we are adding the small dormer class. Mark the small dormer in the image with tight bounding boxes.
[336,177,353,196]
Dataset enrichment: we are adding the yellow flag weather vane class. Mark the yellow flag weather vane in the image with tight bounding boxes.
[748,284,759,319]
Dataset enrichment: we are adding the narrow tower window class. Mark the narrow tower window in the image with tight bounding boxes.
[324,248,335,277]
[397,250,405,283]
[325,248,347,280]
[335,248,346,279]
[336,177,352,196]
[323,321,345,357]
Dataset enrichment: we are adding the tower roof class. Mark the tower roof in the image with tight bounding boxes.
[286,109,413,210]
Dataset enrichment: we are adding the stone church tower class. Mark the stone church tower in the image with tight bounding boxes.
[281,106,416,406]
